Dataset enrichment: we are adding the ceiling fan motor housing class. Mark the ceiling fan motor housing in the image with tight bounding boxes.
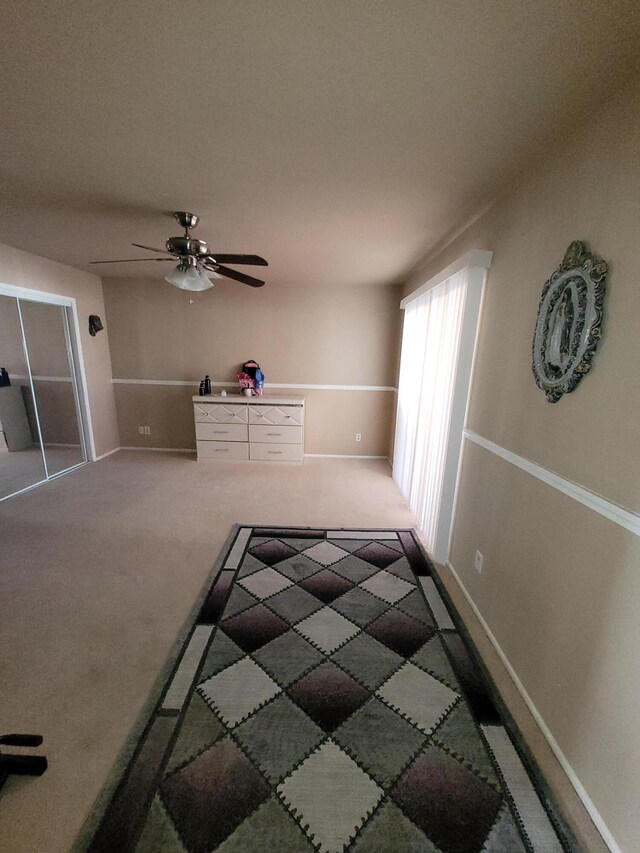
[166,236,208,256]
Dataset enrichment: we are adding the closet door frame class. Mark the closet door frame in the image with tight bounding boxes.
[0,283,96,467]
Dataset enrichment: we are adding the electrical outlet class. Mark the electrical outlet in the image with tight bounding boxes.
[144,426,151,435]
[138,426,144,435]
[355,433,362,442]
[474,550,484,573]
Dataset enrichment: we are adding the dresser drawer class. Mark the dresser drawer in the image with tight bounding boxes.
[249,442,303,462]
[196,423,248,442]
[197,440,249,460]
[249,424,302,444]
[248,405,303,426]
[194,403,248,424]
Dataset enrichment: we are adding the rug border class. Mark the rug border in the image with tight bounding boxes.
[71,523,247,853]
[410,530,581,852]
[72,524,580,853]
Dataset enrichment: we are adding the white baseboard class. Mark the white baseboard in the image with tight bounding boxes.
[119,446,196,453]
[99,447,389,460]
[304,454,389,459]
[445,559,619,853]
[94,446,121,461]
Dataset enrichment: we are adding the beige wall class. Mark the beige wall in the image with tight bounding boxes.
[103,278,402,456]
[0,243,119,457]
[403,78,640,849]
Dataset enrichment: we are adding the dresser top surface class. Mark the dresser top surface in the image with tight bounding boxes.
[193,394,305,405]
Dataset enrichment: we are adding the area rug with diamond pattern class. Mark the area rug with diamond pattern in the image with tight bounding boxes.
[79,526,574,853]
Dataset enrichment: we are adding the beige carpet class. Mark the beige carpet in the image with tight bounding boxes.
[0,451,605,852]
[0,452,413,853]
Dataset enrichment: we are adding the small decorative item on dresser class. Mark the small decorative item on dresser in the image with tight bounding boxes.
[240,360,265,395]
[236,371,254,395]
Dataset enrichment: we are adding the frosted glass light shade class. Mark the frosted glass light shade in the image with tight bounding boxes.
[165,263,214,292]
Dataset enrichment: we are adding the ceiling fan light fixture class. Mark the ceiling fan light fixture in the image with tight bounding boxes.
[200,265,224,280]
[165,258,214,292]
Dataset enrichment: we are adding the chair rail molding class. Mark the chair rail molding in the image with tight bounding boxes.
[112,378,397,392]
[464,430,640,537]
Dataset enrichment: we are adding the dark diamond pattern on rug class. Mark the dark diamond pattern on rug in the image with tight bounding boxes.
[88,527,568,853]
[221,604,288,653]
[411,634,459,689]
[236,553,268,579]
[263,584,323,623]
[278,537,324,552]
[390,744,504,853]
[384,555,417,583]
[298,568,354,603]
[234,694,325,783]
[365,609,435,657]
[397,588,435,625]
[252,629,324,687]
[431,701,500,787]
[165,692,226,774]
[160,737,271,851]
[330,585,390,627]
[334,697,426,786]
[275,553,325,581]
[215,796,316,851]
[287,661,370,732]
[220,584,259,620]
[353,541,403,569]
[198,630,245,682]
[329,553,382,582]
[350,801,438,852]
[331,632,403,690]
[248,539,297,566]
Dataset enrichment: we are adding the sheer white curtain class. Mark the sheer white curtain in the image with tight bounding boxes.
[393,269,469,558]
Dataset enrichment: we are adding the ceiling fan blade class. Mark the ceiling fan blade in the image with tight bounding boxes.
[203,254,268,266]
[131,242,174,255]
[208,264,265,287]
[90,258,174,264]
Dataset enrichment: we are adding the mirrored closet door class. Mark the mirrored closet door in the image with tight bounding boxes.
[0,292,87,500]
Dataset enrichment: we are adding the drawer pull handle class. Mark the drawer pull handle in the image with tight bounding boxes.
[267,432,281,436]
[268,451,283,455]
[215,448,228,453]
[214,431,228,434]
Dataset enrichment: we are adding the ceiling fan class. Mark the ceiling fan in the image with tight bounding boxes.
[91,211,267,291]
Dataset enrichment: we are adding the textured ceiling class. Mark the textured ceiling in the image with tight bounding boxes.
[1,1,639,287]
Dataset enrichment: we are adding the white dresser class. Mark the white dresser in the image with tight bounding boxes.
[193,395,304,462]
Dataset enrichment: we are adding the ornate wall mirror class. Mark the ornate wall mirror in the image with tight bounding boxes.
[532,241,607,402]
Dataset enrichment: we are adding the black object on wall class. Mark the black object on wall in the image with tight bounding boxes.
[88,315,104,337]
